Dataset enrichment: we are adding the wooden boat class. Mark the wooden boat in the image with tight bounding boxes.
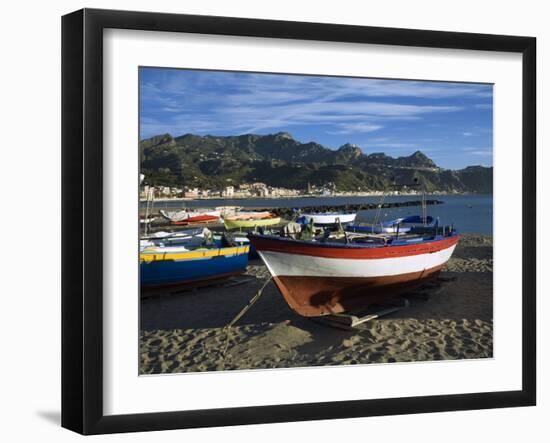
[346,215,435,234]
[248,225,458,317]
[169,214,220,225]
[224,211,272,221]
[140,227,206,248]
[296,212,356,226]
[223,212,280,230]
[140,231,249,288]
[224,216,281,230]
[159,209,221,223]
[142,227,203,239]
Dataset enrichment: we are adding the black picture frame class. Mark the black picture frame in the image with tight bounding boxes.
[61,8,536,435]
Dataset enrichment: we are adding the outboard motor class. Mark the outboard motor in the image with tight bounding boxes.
[221,231,237,247]
[283,221,302,239]
[202,227,214,246]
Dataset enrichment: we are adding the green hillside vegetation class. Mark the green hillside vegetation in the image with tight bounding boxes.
[139,132,493,193]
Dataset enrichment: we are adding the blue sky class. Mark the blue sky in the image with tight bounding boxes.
[140,68,493,170]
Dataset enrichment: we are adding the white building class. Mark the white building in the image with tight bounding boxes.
[222,186,235,197]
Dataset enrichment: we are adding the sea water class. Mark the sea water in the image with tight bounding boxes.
[143,194,493,235]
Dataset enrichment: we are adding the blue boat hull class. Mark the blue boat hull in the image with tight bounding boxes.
[140,252,249,287]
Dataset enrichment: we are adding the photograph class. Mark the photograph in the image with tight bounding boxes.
[138,67,494,375]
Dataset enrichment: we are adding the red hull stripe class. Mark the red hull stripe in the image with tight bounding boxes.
[250,235,459,260]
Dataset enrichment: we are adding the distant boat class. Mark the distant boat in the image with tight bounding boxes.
[140,230,249,288]
[160,209,221,223]
[143,227,204,239]
[346,215,434,234]
[169,214,220,225]
[224,216,281,230]
[249,223,458,317]
[140,227,205,248]
[224,211,272,221]
[296,212,356,226]
[223,212,280,230]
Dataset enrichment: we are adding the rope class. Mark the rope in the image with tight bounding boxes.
[374,194,385,226]
[222,277,273,357]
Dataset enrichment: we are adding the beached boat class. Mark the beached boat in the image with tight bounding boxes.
[223,212,280,230]
[296,212,356,226]
[140,230,249,287]
[169,214,220,225]
[159,209,221,223]
[224,211,273,221]
[143,227,204,239]
[224,216,281,230]
[249,225,458,317]
[140,227,205,249]
[346,215,435,234]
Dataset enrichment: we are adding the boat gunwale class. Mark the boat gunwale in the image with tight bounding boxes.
[248,231,459,251]
[140,245,250,262]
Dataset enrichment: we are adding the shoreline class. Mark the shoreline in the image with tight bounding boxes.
[140,199,445,222]
[140,192,492,203]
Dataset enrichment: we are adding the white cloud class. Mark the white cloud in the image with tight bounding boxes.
[461,147,493,156]
[326,123,383,135]
[140,69,491,139]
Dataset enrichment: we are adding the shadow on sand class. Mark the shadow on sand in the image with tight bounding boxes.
[140,269,492,335]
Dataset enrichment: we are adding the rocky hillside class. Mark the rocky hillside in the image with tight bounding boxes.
[139,132,492,193]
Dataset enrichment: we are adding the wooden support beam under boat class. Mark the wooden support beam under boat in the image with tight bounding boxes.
[311,298,410,330]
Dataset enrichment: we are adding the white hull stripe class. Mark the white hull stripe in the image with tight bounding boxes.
[258,244,456,278]
[304,213,356,224]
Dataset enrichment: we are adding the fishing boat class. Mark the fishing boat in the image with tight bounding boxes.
[140,227,205,247]
[224,211,272,221]
[223,212,280,230]
[248,223,458,317]
[159,209,221,223]
[140,229,249,288]
[169,214,220,225]
[346,215,435,234]
[296,212,356,226]
[144,227,204,238]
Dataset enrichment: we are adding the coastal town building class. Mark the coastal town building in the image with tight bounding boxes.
[138,182,417,201]
[222,186,235,197]
[183,187,199,198]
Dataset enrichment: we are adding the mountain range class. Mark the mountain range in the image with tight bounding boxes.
[139,132,493,193]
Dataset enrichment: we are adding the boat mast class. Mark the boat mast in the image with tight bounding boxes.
[373,193,385,227]
[413,176,427,226]
[144,186,153,236]
[143,189,149,236]
[422,185,428,226]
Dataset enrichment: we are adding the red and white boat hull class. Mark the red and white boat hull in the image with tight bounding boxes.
[250,235,459,317]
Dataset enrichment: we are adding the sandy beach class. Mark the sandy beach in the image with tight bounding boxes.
[140,233,493,374]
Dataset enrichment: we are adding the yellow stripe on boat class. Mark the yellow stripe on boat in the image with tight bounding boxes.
[223,217,281,230]
[140,245,250,263]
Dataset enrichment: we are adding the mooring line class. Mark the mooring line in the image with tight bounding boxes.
[222,276,273,357]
